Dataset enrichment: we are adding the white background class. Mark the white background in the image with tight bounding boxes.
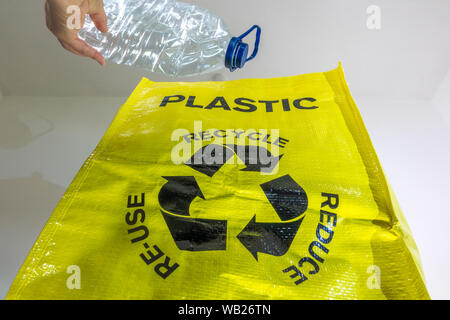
[1,0,449,299]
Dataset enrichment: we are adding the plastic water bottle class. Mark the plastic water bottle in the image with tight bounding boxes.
[78,0,261,77]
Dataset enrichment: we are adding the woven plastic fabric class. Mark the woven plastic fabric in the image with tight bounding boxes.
[7,64,429,299]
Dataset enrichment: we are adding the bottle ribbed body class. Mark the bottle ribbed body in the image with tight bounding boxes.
[79,0,231,76]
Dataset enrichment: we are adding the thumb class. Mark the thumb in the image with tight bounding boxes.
[89,0,108,33]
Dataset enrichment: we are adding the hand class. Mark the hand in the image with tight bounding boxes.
[45,0,108,66]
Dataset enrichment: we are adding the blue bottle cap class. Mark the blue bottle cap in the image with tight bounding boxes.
[225,25,261,72]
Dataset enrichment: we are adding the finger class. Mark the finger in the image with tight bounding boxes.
[44,1,52,30]
[59,40,83,57]
[89,0,108,33]
[67,38,106,66]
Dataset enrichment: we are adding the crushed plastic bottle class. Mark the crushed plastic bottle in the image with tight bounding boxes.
[78,0,261,77]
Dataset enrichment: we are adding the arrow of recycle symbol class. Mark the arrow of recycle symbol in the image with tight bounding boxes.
[158,144,308,260]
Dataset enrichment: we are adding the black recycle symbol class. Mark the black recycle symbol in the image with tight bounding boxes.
[158,144,308,261]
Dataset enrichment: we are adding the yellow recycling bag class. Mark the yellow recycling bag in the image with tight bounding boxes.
[7,64,429,300]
